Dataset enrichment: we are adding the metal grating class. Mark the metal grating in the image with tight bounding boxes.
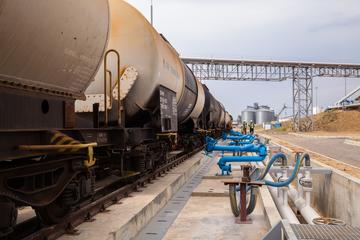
[291,224,360,240]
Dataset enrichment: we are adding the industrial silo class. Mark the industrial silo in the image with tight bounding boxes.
[256,106,275,124]
[241,107,256,123]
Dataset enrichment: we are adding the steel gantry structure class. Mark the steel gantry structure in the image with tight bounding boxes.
[182,58,360,131]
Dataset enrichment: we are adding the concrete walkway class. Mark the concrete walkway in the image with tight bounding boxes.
[162,162,272,240]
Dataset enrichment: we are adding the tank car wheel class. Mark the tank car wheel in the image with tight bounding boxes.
[35,200,71,225]
[0,197,18,237]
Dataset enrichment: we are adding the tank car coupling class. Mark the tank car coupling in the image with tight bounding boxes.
[195,129,213,136]
[156,132,178,149]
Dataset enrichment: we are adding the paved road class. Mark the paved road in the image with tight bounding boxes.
[270,133,360,168]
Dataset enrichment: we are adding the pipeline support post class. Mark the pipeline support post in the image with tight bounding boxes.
[224,179,264,224]
[238,182,250,224]
[238,165,252,224]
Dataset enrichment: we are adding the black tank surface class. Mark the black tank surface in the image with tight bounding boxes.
[177,64,198,123]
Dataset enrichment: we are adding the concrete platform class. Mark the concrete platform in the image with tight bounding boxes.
[163,196,269,240]
[58,151,208,240]
[204,160,243,179]
[191,178,229,197]
[192,161,243,197]
[160,158,272,240]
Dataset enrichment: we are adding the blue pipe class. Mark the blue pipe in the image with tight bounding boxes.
[218,155,267,175]
[258,152,288,180]
[213,144,265,153]
[228,141,253,146]
[225,135,255,141]
[205,136,265,154]
[229,129,252,137]
[223,132,254,141]
[228,138,260,145]
[263,153,308,187]
[215,144,267,175]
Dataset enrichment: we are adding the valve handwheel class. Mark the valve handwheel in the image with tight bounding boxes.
[312,217,346,226]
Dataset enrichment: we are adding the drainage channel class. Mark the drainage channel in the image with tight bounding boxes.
[134,155,218,240]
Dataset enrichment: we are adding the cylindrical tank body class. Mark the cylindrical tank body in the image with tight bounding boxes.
[0,0,109,100]
[177,65,205,124]
[208,94,222,128]
[201,85,229,129]
[201,85,211,128]
[85,0,205,126]
[256,108,275,124]
[191,78,206,125]
[218,102,226,128]
[241,108,256,123]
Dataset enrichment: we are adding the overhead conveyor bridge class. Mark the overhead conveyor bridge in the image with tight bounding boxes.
[183,58,360,131]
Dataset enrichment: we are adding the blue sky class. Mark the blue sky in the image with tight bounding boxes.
[126,0,360,118]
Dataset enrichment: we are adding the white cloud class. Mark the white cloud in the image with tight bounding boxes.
[125,0,360,117]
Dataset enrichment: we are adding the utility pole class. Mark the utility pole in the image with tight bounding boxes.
[345,77,347,95]
[150,0,153,26]
[315,86,318,114]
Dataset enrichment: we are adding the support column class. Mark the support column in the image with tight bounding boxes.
[292,67,313,132]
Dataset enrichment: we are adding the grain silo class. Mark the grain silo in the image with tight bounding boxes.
[256,106,275,124]
[241,107,256,123]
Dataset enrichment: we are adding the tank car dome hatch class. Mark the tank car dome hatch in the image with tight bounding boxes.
[0,0,109,99]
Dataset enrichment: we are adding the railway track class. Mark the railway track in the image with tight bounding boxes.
[6,147,202,240]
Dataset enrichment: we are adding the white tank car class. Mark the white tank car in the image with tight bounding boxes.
[83,0,205,126]
[0,0,109,100]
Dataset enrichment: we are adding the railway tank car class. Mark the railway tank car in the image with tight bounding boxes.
[0,0,231,236]
[76,0,207,132]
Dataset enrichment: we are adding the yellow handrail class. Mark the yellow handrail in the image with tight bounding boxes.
[19,143,98,167]
[104,49,121,127]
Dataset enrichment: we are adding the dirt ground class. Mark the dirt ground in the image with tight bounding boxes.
[277,110,360,135]
[313,110,360,132]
